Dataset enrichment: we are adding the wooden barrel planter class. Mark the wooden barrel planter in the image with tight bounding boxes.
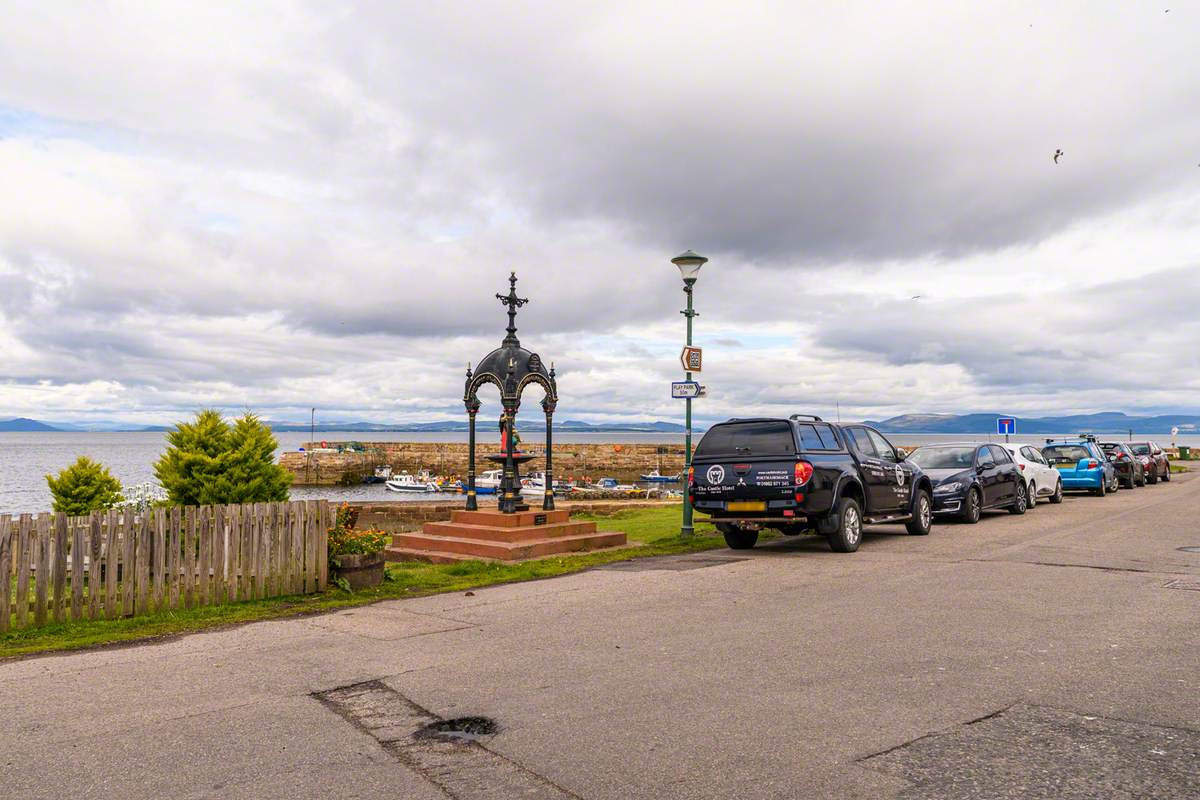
[333,552,385,590]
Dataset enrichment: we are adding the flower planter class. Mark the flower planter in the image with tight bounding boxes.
[333,551,385,590]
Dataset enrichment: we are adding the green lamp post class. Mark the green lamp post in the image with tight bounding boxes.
[672,249,708,536]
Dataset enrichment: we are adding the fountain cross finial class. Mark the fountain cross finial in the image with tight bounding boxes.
[496,271,529,346]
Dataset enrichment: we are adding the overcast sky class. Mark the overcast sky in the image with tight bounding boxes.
[1,2,1198,427]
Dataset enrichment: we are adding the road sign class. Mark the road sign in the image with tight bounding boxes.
[680,346,702,373]
[996,417,1016,435]
[672,381,702,399]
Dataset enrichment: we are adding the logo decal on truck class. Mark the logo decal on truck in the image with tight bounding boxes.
[707,464,726,484]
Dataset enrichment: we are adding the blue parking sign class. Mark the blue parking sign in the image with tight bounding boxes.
[996,417,1016,435]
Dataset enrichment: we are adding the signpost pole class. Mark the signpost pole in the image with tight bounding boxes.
[682,282,695,537]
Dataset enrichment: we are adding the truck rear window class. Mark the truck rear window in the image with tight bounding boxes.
[695,421,796,458]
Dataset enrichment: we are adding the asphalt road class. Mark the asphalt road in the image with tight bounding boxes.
[2,474,1198,799]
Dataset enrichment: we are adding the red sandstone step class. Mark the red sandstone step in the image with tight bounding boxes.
[416,520,599,544]
[389,530,627,561]
[449,509,570,527]
[385,547,479,564]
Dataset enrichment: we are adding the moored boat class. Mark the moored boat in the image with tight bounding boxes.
[639,468,680,483]
[385,472,439,493]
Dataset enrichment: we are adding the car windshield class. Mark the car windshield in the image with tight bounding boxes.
[1043,445,1091,464]
[694,421,796,458]
[908,446,976,469]
[1129,443,1151,455]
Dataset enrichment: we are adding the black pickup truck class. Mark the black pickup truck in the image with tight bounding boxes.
[690,415,933,552]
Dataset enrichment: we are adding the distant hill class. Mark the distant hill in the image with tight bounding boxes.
[0,417,60,431]
[864,412,1200,435]
[263,419,687,433]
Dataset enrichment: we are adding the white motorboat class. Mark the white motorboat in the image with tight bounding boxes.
[385,472,439,493]
[460,469,503,495]
[638,468,680,483]
[521,471,573,494]
[591,477,638,491]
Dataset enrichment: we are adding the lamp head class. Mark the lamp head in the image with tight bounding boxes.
[671,250,708,284]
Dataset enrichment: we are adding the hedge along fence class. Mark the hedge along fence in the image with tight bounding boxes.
[0,500,331,632]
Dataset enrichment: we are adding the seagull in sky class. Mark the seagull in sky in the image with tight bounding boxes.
[1053,149,1063,164]
[911,295,923,300]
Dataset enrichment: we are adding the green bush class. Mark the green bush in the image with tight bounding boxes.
[46,456,123,516]
[154,410,293,506]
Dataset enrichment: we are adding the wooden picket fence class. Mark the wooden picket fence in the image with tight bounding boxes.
[0,500,330,632]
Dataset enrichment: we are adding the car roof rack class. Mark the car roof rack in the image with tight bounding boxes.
[789,414,823,421]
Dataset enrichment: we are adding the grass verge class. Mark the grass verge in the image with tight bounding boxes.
[1,506,721,660]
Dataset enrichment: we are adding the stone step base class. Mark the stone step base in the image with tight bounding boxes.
[420,520,599,543]
[449,508,570,527]
[389,530,627,561]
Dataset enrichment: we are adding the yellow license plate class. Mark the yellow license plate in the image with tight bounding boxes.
[726,501,766,512]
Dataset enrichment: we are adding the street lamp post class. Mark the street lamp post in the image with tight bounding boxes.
[671,249,708,537]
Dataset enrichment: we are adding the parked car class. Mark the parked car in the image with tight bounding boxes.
[1041,437,1119,496]
[690,415,933,553]
[1099,442,1146,488]
[1000,444,1064,507]
[907,443,1028,523]
[1126,441,1171,484]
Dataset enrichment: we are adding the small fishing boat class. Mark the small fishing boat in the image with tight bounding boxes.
[521,471,575,494]
[456,469,503,494]
[363,466,392,485]
[638,468,680,483]
[591,477,638,491]
[385,472,439,493]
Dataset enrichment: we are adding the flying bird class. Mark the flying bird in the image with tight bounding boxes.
[1053,149,1063,164]
[911,295,923,300]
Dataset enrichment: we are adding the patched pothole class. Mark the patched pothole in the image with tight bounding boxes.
[414,716,499,743]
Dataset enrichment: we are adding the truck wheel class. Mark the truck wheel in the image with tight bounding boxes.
[1008,481,1027,514]
[906,490,931,535]
[959,488,981,524]
[719,525,759,550]
[1048,479,1063,504]
[826,497,863,553]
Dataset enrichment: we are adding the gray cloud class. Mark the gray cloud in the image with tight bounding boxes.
[0,4,1198,426]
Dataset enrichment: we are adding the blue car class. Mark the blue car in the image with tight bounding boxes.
[1042,438,1119,496]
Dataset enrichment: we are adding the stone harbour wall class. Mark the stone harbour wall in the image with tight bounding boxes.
[279,441,687,486]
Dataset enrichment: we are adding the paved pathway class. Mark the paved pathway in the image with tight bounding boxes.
[3,475,1198,798]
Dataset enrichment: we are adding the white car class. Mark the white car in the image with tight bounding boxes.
[1001,444,1063,507]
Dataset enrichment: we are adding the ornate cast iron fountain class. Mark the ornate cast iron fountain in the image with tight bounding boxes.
[463,273,558,513]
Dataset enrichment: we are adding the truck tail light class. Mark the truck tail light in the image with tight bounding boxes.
[794,461,813,486]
